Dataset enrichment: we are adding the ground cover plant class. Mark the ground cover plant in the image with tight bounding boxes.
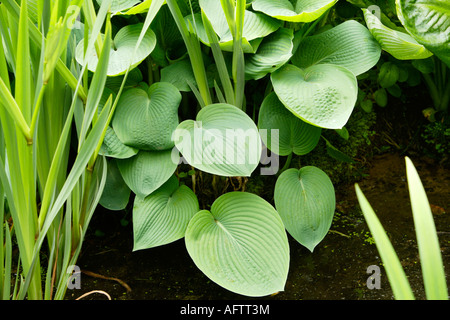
[1,0,448,300]
[93,0,383,297]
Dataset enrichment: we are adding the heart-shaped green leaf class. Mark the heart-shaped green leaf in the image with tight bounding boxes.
[292,20,381,76]
[378,61,400,88]
[274,167,335,252]
[160,59,196,92]
[100,158,131,211]
[194,0,281,53]
[258,92,321,156]
[396,0,450,67]
[99,126,139,159]
[173,103,261,177]
[76,23,157,76]
[271,64,358,129]
[112,82,181,151]
[117,150,179,198]
[252,0,338,22]
[363,8,433,60]
[185,192,290,297]
[245,27,294,80]
[133,175,199,250]
[150,5,186,66]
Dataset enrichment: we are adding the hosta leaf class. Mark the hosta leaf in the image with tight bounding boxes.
[76,23,157,76]
[245,27,294,80]
[120,0,159,15]
[185,192,290,297]
[160,59,196,91]
[271,64,358,129]
[99,126,139,159]
[173,103,261,177]
[96,0,140,15]
[195,0,281,53]
[378,61,400,88]
[252,0,338,22]
[117,150,179,198]
[133,175,199,250]
[100,159,131,211]
[258,92,321,156]
[396,0,450,67]
[112,82,181,151]
[274,167,335,252]
[292,20,381,76]
[363,8,433,60]
[150,5,186,66]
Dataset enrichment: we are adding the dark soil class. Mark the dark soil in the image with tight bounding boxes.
[67,86,450,301]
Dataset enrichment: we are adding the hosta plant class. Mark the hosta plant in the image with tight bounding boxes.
[89,0,382,297]
[357,0,449,115]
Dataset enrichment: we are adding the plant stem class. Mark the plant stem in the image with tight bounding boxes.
[422,73,440,110]
[278,152,293,176]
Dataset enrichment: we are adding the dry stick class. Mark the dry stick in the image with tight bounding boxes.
[75,290,111,300]
[82,270,132,293]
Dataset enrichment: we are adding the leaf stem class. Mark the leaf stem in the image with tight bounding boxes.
[278,152,293,176]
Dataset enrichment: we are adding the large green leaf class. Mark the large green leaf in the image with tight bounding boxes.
[76,23,157,76]
[112,82,181,151]
[160,59,196,91]
[99,126,139,159]
[117,150,179,198]
[274,167,335,252]
[100,158,131,211]
[185,192,290,297]
[363,8,433,60]
[96,0,140,15]
[252,0,338,22]
[245,27,294,80]
[149,4,186,66]
[396,0,450,67]
[271,64,358,129]
[292,20,381,76]
[194,0,281,53]
[173,103,261,177]
[258,92,321,156]
[133,175,199,250]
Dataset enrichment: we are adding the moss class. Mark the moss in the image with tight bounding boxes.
[300,108,377,185]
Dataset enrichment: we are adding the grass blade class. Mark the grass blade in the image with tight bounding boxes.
[0,78,31,143]
[355,183,415,300]
[405,157,448,300]
[1,0,88,102]
[167,0,212,107]
[202,10,235,105]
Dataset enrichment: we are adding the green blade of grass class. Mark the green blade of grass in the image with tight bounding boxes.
[20,75,113,299]
[1,0,88,102]
[0,78,32,143]
[202,9,235,105]
[233,0,246,110]
[405,157,448,300]
[355,183,415,300]
[167,0,212,107]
